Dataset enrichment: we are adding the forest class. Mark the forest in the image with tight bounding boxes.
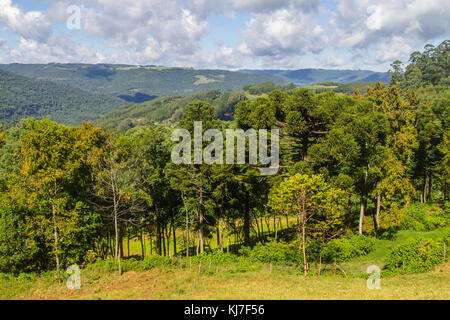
[0,41,448,296]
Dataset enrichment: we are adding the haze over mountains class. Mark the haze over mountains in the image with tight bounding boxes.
[0,63,390,126]
[240,68,391,86]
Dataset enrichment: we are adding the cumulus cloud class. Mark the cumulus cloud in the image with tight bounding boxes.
[0,0,448,70]
[238,8,328,67]
[0,0,52,42]
[335,0,450,46]
[326,52,348,67]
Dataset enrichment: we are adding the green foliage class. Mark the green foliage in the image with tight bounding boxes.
[389,40,450,88]
[385,238,446,274]
[322,234,376,263]
[239,240,300,264]
[0,69,124,125]
[400,203,449,231]
[190,251,241,264]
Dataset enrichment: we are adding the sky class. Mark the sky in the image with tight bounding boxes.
[0,0,448,71]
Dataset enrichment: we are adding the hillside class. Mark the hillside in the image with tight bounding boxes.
[0,69,125,125]
[240,68,390,86]
[96,82,298,130]
[0,64,287,101]
[96,89,241,130]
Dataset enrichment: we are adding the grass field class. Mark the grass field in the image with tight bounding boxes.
[1,261,448,300]
[2,224,448,300]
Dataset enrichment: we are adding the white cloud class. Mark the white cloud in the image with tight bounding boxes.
[375,36,414,63]
[0,0,52,42]
[0,0,448,70]
[326,52,347,67]
[238,8,328,67]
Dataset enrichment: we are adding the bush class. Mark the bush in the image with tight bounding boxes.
[239,240,300,264]
[323,234,376,263]
[385,238,446,274]
[190,251,241,264]
[141,255,171,270]
[400,203,448,231]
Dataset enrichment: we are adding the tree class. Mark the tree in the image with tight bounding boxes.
[18,119,105,282]
[89,134,144,274]
[268,174,344,276]
[171,101,221,254]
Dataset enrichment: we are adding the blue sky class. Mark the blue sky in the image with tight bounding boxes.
[0,0,448,71]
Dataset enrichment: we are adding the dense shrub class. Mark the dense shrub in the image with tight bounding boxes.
[322,234,376,263]
[141,256,172,270]
[239,240,300,264]
[190,251,242,264]
[400,203,449,231]
[385,238,446,274]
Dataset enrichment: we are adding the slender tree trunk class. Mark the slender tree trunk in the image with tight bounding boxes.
[375,192,381,231]
[162,226,166,256]
[359,165,368,234]
[172,221,177,256]
[359,197,365,235]
[156,222,162,255]
[274,216,278,240]
[219,218,224,252]
[254,213,261,240]
[199,185,204,254]
[260,218,264,242]
[51,200,61,284]
[300,190,307,277]
[114,209,121,275]
[119,228,124,258]
[243,190,250,246]
[140,228,144,258]
[127,229,130,257]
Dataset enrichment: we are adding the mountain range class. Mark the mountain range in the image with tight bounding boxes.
[0,64,390,126]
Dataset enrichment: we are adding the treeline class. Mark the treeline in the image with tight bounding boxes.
[389,40,449,88]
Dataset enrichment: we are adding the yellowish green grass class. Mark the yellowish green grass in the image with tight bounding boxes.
[194,75,219,85]
[2,262,449,300]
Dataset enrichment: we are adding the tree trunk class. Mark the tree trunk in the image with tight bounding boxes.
[219,218,224,252]
[375,192,381,231]
[156,222,162,255]
[127,229,130,257]
[172,220,177,256]
[243,190,250,247]
[114,208,121,275]
[199,185,204,254]
[274,216,278,240]
[140,228,144,258]
[300,190,308,277]
[302,219,307,277]
[51,200,61,284]
[359,197,365,234]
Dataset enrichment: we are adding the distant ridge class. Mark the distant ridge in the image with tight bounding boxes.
[239,68,391,86]
[0,63,287,100]
[0,68,125,125]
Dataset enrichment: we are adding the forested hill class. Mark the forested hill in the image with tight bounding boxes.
[0,69,125,125]
[0,64,287,100]
[96,83,296,131]
[240,68,390,86]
